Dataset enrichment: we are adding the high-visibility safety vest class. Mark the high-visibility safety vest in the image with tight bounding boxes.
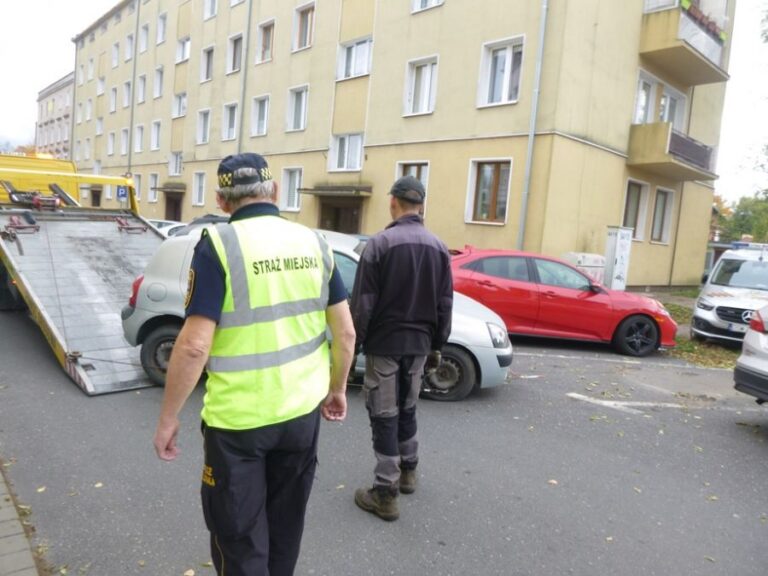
[201,216,334,430]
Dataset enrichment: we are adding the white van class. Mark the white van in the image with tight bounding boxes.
[691,243,768,343]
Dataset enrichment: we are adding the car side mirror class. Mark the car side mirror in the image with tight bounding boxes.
[589,283,606,294]
[701,273,709,284]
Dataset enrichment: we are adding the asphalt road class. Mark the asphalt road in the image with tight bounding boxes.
[1,310,768,576]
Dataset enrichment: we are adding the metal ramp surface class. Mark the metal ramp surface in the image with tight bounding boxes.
[0,209,162,395]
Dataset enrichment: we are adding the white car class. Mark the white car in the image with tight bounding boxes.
[734,304,768,404]
[121,226,513,401]
[691,243,768,343]
[147,219,186,238]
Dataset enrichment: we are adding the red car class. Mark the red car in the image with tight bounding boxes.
[450,247,677,357]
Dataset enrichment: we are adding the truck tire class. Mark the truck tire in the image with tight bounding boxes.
[140,325,180,386]
[420,345,477,402]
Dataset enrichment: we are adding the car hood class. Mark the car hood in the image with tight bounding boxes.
[453,291,506,326]
[602,287,665,311]
[698,286,768,308]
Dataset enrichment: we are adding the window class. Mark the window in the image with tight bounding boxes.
[197,109,211,144]
[468,160,511,223]
[151,120,161,150]
[287,86,308,131]
[84,138,91,160]
[659,86,686,131]
[123,81,132,107]
[634,71,687,130]
[222,103,238,140]
[622,180,649,240]
[193,172,206,206]
[337,38,372,79]
[400,162,429,190]
[534,259,591,290]
[105,185,112,200]
[331,133,363,171]
[201,47,214,82]
[294,3,315,51]
[134,174,142,201]
[203,0,217,19]
[281,168,302,211]
[139,23,149,52]
[177,37,191,63]
[468,256,530,282]
[85,99,92,121]
[634,76,654,124]
[74,140,81,161]
[154,66,164,98]
[109,88,117,112]
[169,152,183,176]
[412,0,444,12]
[149,173,159,203]
[256,20,274,63]
[227,34,243,73]
[125,34,134,60]
[479,38,523,106]
[97,76,105,95]
[87,58,94,80]
[95,117,104,135]
[77,65,84,86]
[137,75,146,103]
[134,125,144,152]
[107,132,115,155]
[157,13,167,44]
[112,42,120,67]
[251,96,269,136]
[406,57,437,115]
[172,92,187,117]
[120,128,129,155]
[651,189,673,243]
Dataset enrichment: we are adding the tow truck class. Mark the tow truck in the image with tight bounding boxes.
[0,164,164,395]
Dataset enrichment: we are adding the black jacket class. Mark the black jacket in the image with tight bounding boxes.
[351,214,453,356]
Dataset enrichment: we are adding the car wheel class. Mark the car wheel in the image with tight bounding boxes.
[420,345,477,402]
[140,325,180,386]
[613,314,659,357]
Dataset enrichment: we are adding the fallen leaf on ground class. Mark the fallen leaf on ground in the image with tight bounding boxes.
[94,482,103,488]
[548,479,558,486]
[184,570,195,576]
[37,486,46,493]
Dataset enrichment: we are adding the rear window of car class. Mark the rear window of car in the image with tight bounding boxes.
[711,258,768,290]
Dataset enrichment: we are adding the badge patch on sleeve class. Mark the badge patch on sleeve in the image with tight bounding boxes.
[184,268,195,309]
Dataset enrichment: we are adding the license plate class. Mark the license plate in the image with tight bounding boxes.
[727,322,748,333]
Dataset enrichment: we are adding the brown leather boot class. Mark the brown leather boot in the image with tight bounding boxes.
[399,469,417,494]
[354,486,399,521]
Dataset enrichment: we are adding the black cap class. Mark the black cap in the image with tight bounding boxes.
[390,175,425,204]
[217,153,273,189]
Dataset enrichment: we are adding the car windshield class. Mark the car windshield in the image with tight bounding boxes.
[711,258,768,290]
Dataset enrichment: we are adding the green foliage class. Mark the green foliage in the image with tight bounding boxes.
[721,190,768,242]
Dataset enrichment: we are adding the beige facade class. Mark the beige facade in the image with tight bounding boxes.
[36,72,74,159]
[70,0,735,286]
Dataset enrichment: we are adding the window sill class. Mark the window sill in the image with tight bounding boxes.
[403,110,434,118]
[465,219,506,227]
[336,72,370,82]
[281,207,301,213]
[328,167,362,173]
[255,58,273,65]
[200,78,212,85]
[171,114,186,120]
[196,141,209,146]
[285,127,306,133]
[649,240,670,246]
[250,132,268,138]
[291,45,312,54]
[221,136,237,142]
[411,3,443,15]
[477,99,519,110]
[226,69,241,76]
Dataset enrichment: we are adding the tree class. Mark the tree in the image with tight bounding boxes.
[721,192,768,242]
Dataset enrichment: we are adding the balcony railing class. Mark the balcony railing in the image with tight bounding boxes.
[640,3,729,86]
[627,122,717,181]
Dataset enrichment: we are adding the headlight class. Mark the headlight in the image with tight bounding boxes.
[486,322,510,349]
[696,298,715,311]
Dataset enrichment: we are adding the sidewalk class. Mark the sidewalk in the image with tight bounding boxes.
[0,467,39,576]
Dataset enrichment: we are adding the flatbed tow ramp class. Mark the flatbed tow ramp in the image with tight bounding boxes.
[0,207,163,395]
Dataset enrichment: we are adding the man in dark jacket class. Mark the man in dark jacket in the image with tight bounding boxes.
[350,174,453,521]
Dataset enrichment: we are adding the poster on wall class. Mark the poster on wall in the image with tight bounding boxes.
[604,226,633,291]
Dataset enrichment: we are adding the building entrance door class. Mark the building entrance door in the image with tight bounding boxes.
[165,193,183,221]
[318,198,362,234]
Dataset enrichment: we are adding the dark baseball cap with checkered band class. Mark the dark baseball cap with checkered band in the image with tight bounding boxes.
[217,153,273,190]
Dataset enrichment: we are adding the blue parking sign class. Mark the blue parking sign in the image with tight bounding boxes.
[117,186,128,201]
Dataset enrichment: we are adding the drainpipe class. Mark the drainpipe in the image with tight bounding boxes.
[516,0,549,250]
[126,0,142,175]
[237,0,255,152]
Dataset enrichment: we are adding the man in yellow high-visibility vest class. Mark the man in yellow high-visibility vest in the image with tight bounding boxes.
[153,153,356,576]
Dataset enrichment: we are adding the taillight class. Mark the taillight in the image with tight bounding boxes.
[128,275,144,308]
[749,312,766,333]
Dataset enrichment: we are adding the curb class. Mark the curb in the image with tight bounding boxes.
[0,466,40,576]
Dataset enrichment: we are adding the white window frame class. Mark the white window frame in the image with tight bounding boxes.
[337,37,372,80]
[287,85,308,131]
[125,33,134,61]
[85,99,92,121]
[251,95,270,136]
[154,66,164,98]
[150,120,161,150]
[157,13,167,44]
[139,23,149,53]
[176,37,191,63]
[411,0,444,13]
[74,141,81,162]
[622,179,650,241]
[120,128,129,156]
[293,3,315,52]
[397,160,431,216]
[109,87,117,113]
[193,172,206,206]
[280,168,302,212]
[77,65,84,86]
[650,187,674,244]
[330,133,364,171]
[112,42,120,67]
[87,58,94,80]
[84,138,91,160]
[227,34,243,73]
[169,152,183,176]
[95,117,104,136]
[197,109,211,144]
[659,84,687,131]
[172,92,188,118]
[149,173,159,203]
[201,46,214,82]
[107,132,115,156]
[105,185,112,200]
[203,0,217,20]
[478,36,524,108]
[133,174,142,201]
[464,158,513,225]
[404,56,438,116]
[634,71,657,125]
[134,125,144,152]
[123,81,132,108]
[256,20,274,63]
[231,0,244,5]
[222,102,239,141]
[97,76,105,96]
[137,74,146,103]
[76,103,83,124]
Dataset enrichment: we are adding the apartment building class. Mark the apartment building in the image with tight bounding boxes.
[70,0,734,286]
[36,72,74,159]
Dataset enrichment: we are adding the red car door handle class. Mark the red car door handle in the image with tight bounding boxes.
[544,290,557,298]
[478,280,494,286]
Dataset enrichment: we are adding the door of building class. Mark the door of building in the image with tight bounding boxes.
[91,188,102,207]
[318,198,362,234]
[165,193,183,221]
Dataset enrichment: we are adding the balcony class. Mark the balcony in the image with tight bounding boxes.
[640,4,729,85]
[627,122,717,181]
